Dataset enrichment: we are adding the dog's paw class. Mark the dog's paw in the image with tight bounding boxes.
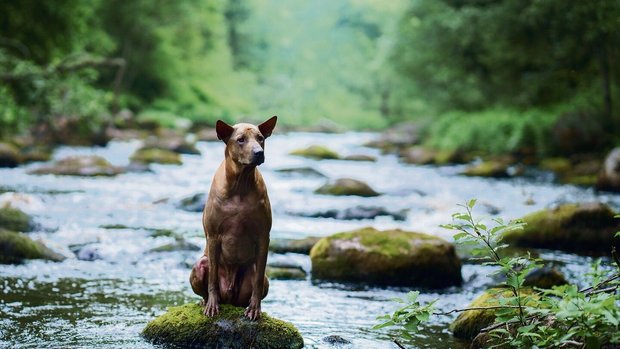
[244,303,261,320]
[203,300,220,317]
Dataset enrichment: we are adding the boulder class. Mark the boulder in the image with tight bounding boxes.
[323,335,351,346]
[450,288,536,340]
[310,227,462,288]
[266,266,307,280]
[149,239,201,253]
[269,237,321,254]
[342,154,376,162]
[0,207,35,232]
[176,193,206,212]
[290,145,340,160]
[502,203,620,254]
[20,146,52,163]
[130,147,182,165]
[0,230,65,264]
[292,206,407,221]
[523,267,568,289]
[195,127,220,142]
[315,178,380,197]
[274,167,327,178]
[463,160,510,178]
[399,146,436,165]
[142,303,304,349]
[29,155,125,176]
[597,147,620,192]
[0,142,21,167]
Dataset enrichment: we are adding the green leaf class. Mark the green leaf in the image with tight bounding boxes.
[468,199,477,209]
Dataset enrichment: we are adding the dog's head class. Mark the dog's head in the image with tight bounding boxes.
[216,116,277,166]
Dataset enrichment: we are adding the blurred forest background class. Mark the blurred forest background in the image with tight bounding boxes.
[1,0,619,157]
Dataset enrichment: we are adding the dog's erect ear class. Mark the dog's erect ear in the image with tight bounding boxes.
[258,116,277,138]
[216,120,235,143]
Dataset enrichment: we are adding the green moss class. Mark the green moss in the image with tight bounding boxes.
[450,288,537,340]
[560,174,598,186]
[315,178,380,197]
[289,145,340,160]
[130,147,182,165]
[0,207,34,232]
[99,224,131,229]
[266,267,307,280]
[142,303,304,349]
[502,203,620,254]
[463,161,509,178]
[539,157,571,174]
[0,230,65,264]
[149,239,201,253]
[269,237,320,254]
[342,154,376,162]
[310,227,462,288]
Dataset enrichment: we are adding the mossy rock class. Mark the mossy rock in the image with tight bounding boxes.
[290,145,340,160]
[176,193,206,212]
[29,155,125,176]
[130,147,182,165]
[399,146,436,165]
[597,147,620,192]
[144,136,201,155]
[0,230,65,264]
[342,154,376,162]
[269,236,321,254]
[274,167,327,178]
[463,161,510,178]
[0,207,35,232]
[523,267,568,289]
[450,288,537,340]
[539,157,572,174]
[310,227,462,288]
[0,142,21,167]
[502,203,620,254]
[20,146,53,163]
[149,239,201,253]
[315,178,380,197]
[142,303,304,349]
[266,266,307,280]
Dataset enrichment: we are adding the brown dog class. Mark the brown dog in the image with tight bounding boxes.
[190,116,277,320]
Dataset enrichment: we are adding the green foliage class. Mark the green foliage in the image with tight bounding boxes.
[374,291,436,340]
[376,200,620,348]
[424,108,559,155]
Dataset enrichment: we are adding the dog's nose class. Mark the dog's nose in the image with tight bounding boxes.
[253,150,264,165]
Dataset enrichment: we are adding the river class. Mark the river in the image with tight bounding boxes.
[1,132,619,348]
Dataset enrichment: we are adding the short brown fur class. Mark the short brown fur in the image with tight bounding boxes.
[190,116,277,320]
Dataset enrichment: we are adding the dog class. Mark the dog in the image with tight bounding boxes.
[190,116,277,320]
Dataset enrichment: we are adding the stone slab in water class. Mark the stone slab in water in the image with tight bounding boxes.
[142,303,304,349]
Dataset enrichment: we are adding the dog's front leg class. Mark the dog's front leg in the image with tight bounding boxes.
[204,237,220,316]
[245,236,269,320]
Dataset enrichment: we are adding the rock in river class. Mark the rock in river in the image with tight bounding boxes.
[315,178,380,197]
[310,227,462,288]
[0,230,65,264]
[598,147,620,192]
[292,206,407,221]
[176,193,206,212]
[29,155,125,176]
[289,145,340,160]
[130,147,182,165]
[0,207,35,232]
[502,202,620,254]
[0,142,21,167]
[142,303,304,349]
[450,288,536,340]
[269,236,321,254]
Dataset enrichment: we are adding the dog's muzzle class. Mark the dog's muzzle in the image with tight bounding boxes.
[252,150,265,165]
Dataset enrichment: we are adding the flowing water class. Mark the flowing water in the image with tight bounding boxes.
[1,132,619,348]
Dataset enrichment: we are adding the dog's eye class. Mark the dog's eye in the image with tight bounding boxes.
[257,135,264,142]
[237,137,245,144]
